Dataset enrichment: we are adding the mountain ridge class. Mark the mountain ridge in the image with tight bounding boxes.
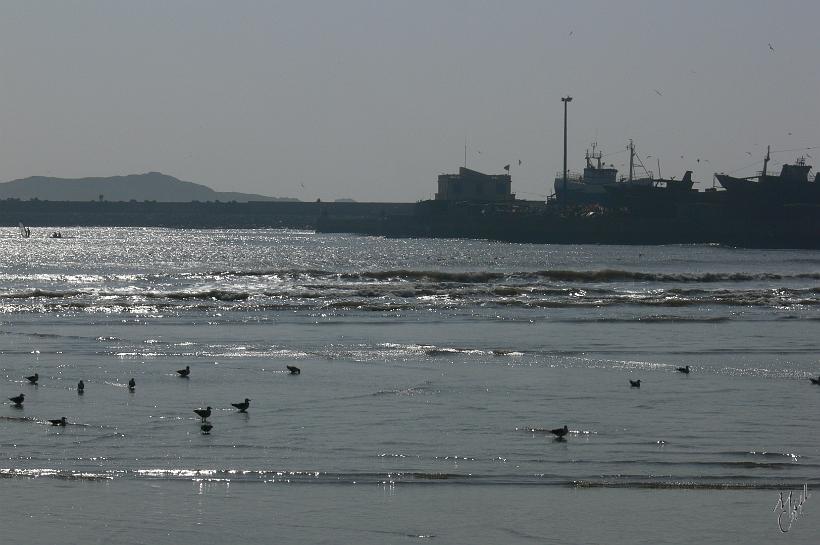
[0,172,297,202]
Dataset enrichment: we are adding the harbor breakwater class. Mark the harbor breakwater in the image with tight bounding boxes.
[5,197,820,249]
[1,199,414,230]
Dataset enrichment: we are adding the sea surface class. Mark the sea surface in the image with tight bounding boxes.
[1,228,818,544]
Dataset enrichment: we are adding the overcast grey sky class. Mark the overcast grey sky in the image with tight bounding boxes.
[1,1,818,201]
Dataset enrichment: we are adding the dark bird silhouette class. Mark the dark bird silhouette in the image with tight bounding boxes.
[286,365,301,375]
[630,379,642,388]
[550,425,569,440]
[26,373,39,385]
[194,406,212,421]
[128,378,136,391]
[768,42,775,51]
[177,365,190,378]
[201,423,213,434]
[810,376,820,385]
[49,417,67,426]
[8,394,24,407]
[653,89,663,96]
[77,380,84,394]
[231,398,251,412]
[676,365,691,374]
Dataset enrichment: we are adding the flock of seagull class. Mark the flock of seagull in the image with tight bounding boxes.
[6,364,302,434]
[10,361,819,439]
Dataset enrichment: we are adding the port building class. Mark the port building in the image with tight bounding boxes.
[435,167,514,201]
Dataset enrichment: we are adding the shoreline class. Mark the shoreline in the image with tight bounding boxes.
[2,478,810,544]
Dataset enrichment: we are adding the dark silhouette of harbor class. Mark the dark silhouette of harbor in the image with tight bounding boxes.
[316,194,820,249]
[6,140,820,249]
[5,193,820,248]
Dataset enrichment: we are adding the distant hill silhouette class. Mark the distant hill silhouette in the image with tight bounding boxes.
[0,172,297,202]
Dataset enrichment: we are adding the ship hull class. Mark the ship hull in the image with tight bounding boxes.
[715,174,758,192]
[716,174,820,203]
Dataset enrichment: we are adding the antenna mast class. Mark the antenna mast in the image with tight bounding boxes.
[561,96,573,190]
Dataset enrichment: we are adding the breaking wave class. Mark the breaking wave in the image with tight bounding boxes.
[1,467,815,490]
[3,267,820,316]
[206,267,820,283]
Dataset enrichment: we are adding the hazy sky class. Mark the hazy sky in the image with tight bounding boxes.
[1,1,818,201]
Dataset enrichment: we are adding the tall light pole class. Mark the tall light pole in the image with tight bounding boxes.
[561,96,573,191]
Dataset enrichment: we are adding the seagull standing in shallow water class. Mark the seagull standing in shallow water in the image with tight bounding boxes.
[629,379,641,388]
[676,365,691,374]
[194,406,212,421]
[26,373,39,385]
[77,380,84,394]
[177,366,190,378]
[810,376,820,385]
[550,425,569,441]
[286,365,301,375]
[231,398,251,412]
[128,378,136,391]
[8,394,24,407]
[49,417,67,426]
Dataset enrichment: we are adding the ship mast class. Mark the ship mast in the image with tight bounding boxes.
[585,143,602,169]
[628,139,635,182]
[762,145,770,177]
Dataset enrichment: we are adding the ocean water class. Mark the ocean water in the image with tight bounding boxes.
[1,228,818,544]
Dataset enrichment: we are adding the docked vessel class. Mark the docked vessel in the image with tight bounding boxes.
[715,146,820,203]
[554,141,694,205]
[553,143,618,202]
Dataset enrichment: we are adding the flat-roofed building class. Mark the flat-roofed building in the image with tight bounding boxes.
[435,167,514,201]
